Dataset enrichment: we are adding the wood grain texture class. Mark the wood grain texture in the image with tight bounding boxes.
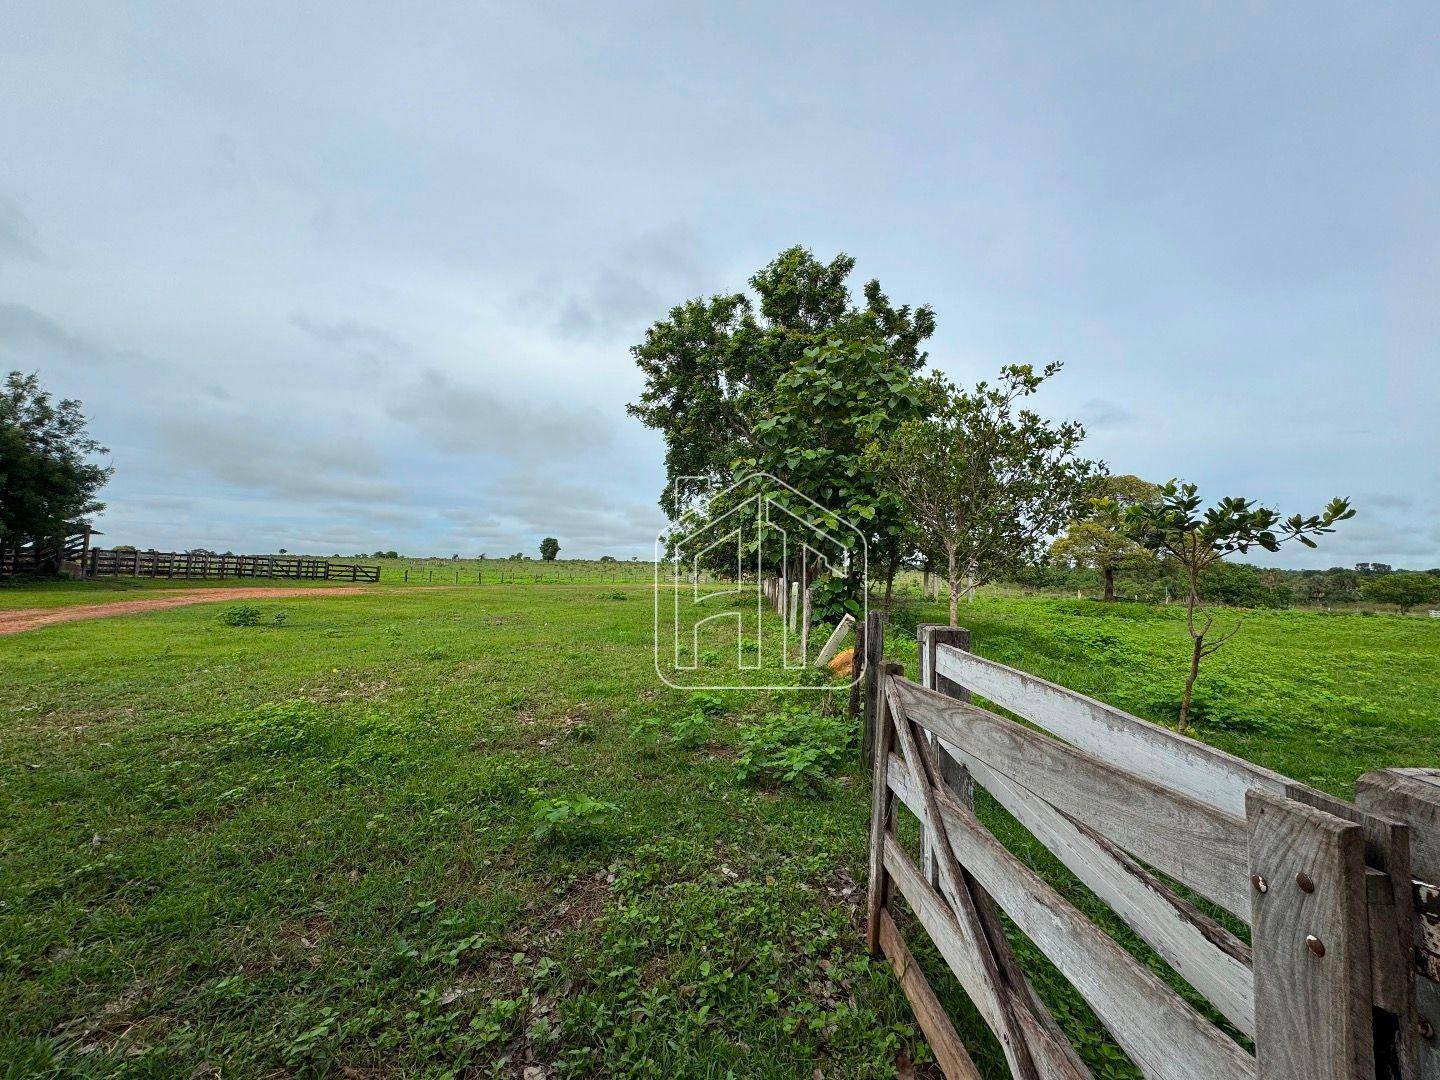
[889,755,1254,1080]
[892,676,1252,919]
[866,663,901,958]
[1247,790,1374,1080]
[890,693,1041,1078]
[877,909,984,1080]
[933,737,1255,1033]
[1357,768,1440,1080]
[935,645,1300,817]
[883,836,1091,1079]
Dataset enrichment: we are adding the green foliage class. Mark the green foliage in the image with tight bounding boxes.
[688,691,727,717]
[539,537,560,561]
[1111,480,1354,730]
[529,793,621,842]
[217,603,264,627]
[0,371,112,546]
[5,579,1437,1075]
[736,706,855,791]
[1196,562,1291,609]
[1361,572,1439,613]
[631,710,710,751]
[628,245,934,521]
[865,362,1097,620]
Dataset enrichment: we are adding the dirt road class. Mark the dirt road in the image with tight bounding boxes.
[0,587,366,636]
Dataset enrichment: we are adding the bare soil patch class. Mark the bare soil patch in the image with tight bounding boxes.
[0,587,366,636]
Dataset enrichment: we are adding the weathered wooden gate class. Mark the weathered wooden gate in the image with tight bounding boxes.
[866,621,1440,1079]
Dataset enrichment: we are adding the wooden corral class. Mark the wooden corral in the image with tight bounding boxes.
[86,548,380,583]
[866,621,1440,1079]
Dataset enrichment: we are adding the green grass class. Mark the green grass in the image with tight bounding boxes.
[1,583,1436,1077]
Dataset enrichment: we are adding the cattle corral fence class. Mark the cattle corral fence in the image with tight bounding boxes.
[85,548,380,583]
[864,617,1440,1079]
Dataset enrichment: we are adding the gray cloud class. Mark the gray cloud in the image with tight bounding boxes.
[155,410,404,505]
[2,5,1434,563]
[517,224,712,343]
[1081,398,1137,430]
[291,313,407,357]
[0,195,41,260]
[385,368,617,459]
[0,303,96,363]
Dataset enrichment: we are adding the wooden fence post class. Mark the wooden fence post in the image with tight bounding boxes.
[1248,790,1375,1079]
[860,610,887,764]
[917,625,974,886]
[1357,769,1440,1080]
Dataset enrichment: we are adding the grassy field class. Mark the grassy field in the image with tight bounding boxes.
[1,581,1437,1077]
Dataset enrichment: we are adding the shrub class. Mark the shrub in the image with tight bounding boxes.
[530,794,620,842]
[736,706,854,792]
[631,710,709,750]
[217,604,263,627]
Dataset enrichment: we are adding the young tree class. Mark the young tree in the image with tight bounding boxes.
[1050,475,1161,600]
[1361,572,1438,613]
[866,363,1097,626]
[0,371,112,547]
[539,537,560,561]
[1114,481,1354,732]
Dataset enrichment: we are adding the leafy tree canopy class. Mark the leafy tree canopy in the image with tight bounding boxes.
[628,246,935,521]
[1361,572,1438,613]
[0,371,112,544]
[865,362,1098,625]
[539,537,560,561]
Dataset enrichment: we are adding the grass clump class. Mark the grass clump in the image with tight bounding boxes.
[736,705,854,792]
[530,793,621,842]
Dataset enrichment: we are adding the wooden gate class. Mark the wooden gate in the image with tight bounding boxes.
[867,622,1440,1079]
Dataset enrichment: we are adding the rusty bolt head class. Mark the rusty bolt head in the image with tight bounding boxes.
[1251,874,1269,894]
[1296,872,1315,894]
[1306,935,1326,958]
[1421,1017,1436,1041]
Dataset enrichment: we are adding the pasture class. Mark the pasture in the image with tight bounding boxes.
[1,578,1437,1077]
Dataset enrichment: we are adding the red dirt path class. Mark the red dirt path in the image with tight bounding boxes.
[0,587,366,636]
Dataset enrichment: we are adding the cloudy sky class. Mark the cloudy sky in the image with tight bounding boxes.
[2,3,1436,566]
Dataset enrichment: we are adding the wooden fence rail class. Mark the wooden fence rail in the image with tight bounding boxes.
[867,622,1438,1079]
[86,548,379,583]
[0,528,91,576]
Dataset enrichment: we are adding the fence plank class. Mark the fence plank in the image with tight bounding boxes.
[933,734,1255,1033]
[1248,790,1374,1080]
[876,909,984,1080]
[867,663,901,958]
[892,677,1251,919]
[888,755,1253,1080]
[890,696,1041,1078]
[935,646,1306,817]
[883,835,1091,1079]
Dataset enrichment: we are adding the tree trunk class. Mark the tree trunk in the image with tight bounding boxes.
[883,567,895,612]
[947,547,959,627]
[1103,565,1116,602]
[1179,632,1203,733]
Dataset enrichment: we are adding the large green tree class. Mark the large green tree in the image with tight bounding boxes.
[628,246,935,519]
[539,537,560,561]
[1114,481,1354,731]
[865,363,1098,626]
[1049,475,1160,600]
[0,371,112,547]
[629,246,936,598]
